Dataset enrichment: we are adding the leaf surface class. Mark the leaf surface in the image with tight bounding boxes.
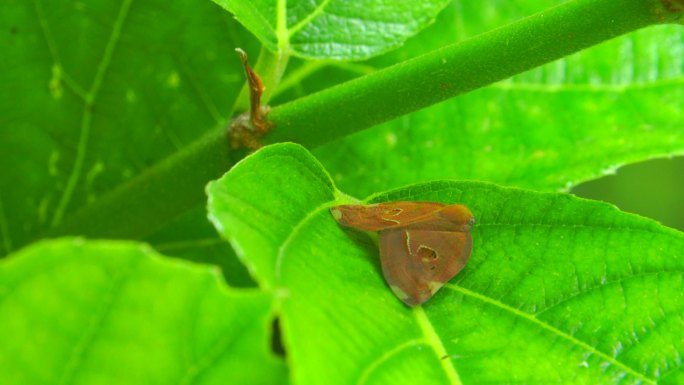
[207,143,339,287]
[208,143,684,385]
[210,0,451,60]
[0,238,285,384]
[0,0,256,276]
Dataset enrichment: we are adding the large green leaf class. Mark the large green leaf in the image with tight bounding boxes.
[304,2,684,195]
[208,143,684,384]
[0,238,285,384]
[147,206,255,287]
[0,0,258,256]
[211,0,451,60]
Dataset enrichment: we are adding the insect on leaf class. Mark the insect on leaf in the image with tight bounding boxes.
[331,202,475,306]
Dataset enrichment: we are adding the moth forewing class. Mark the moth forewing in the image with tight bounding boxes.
[331,201,475,306]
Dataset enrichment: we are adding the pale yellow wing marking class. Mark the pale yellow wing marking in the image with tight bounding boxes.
[381,206,403,224]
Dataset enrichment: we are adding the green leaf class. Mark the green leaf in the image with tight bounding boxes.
[4,0,681,261]
[0,0,257,255]
[0,238,285,384]
[208,143,684,384]
[312,2,684,196]
[147,206,256,287]
[210,0,451,60]
[206,143,340,288]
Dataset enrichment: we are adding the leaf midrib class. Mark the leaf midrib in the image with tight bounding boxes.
[414,306,462,385]
[275,193,463,384]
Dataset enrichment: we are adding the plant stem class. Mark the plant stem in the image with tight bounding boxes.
[48,0,681,241]
[266,0,681,147]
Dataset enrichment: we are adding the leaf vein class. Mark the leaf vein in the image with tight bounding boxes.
[58,256,141,385]
[175,279,253,385]
[355,338,427,385]
[445,283,656,384]
[275,200,340,284]
[535,271,684,317]
[51,0,134,227]
[176,55,223,124]
[288,0,333,38]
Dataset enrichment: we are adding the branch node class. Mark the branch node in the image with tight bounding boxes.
[230,48,273,150]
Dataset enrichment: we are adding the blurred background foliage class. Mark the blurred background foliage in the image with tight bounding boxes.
[573,157,684,231]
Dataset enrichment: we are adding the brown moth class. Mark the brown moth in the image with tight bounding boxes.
[331,202,475,306]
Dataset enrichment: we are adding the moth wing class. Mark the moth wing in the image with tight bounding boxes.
[331,202,447,231]
[379,228,472,306]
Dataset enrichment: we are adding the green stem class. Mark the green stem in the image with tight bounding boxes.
[48,0,681,240]
[266,0,680,147]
